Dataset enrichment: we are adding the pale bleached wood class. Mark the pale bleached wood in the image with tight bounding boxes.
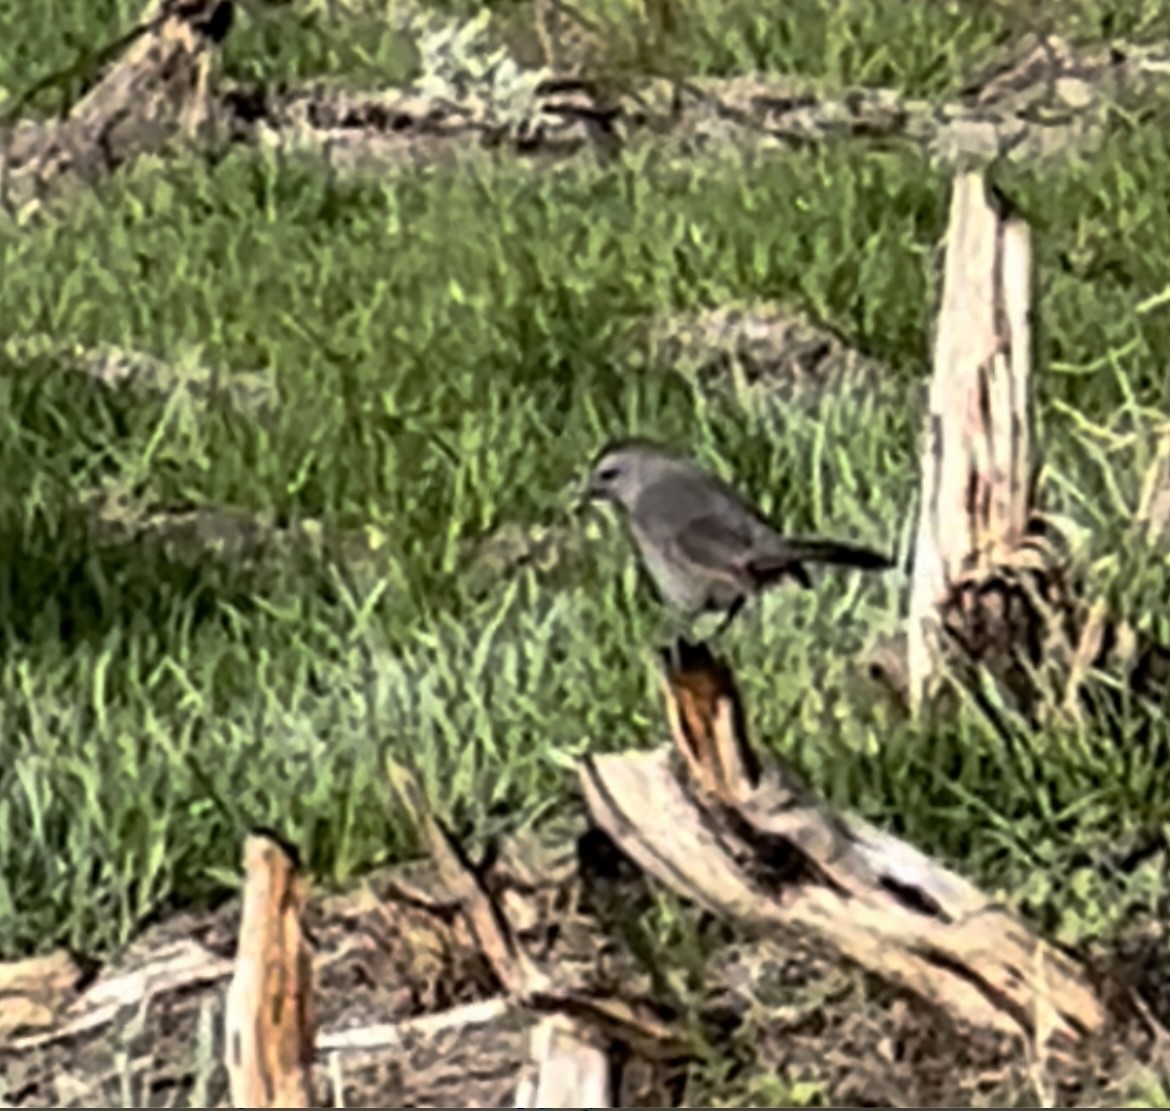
[224,833,314,1108]
[0,949,86,1039]
[514,1015,612,1108]
[8,939,232,1051]
[317,997,512,1054]
[908,172,1034,714]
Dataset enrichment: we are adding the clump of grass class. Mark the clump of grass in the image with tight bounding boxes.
[0,0,137,114]
[221,1,423,88]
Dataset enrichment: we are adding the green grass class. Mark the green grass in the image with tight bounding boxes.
[4,104,1170,964]
[2,0,1165,115]
[0,0,136,114]
[4,8,1170,1106]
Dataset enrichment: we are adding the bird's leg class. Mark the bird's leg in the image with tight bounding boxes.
[710,596,746,640]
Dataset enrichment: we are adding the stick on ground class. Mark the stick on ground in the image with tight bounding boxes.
[0,0,231,216]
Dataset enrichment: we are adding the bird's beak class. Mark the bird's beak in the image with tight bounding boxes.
[573,481,598,515]
[575,472,613,515]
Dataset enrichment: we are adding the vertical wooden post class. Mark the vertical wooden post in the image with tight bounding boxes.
[224,833,315,1108]
[908,172,1034,713]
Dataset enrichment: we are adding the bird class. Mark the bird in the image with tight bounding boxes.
[582,438,894,636]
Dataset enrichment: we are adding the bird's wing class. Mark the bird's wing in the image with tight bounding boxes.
[670,512,758,577]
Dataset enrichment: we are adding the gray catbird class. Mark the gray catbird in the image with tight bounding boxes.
[583,439,894,635]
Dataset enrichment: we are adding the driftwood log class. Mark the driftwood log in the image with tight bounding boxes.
[580,638,1112,1057]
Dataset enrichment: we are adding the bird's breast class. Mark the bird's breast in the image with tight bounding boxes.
[629,522,705,609]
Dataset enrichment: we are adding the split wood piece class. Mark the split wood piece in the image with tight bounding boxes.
[0,0,232,216]
[515,1014,612,1109]
[908,170,1034,715]
[224,831,315,1108]
[6,938,232,1052]
[580,640,1110,1057]
[0,949,89,1040]
[409,782,685,1108]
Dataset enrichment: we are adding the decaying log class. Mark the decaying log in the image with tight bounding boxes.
[0,0,231,216]
[224,832,314,1108]
[907,170,1034,715]
[581,640,1112,1056]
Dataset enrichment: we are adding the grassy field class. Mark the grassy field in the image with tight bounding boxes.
[4,0,1170,1101]
[3,0,1165,109]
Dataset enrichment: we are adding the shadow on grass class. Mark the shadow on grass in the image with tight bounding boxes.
[0,493,316,656]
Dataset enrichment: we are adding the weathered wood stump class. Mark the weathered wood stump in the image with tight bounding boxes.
[906,170,1039,715]
[581,638,1114,1057]
[861,170,1170,724]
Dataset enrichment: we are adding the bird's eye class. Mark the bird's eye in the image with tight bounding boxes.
[596,466,621,482]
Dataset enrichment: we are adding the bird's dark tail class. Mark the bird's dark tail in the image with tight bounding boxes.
[746,538,894,589]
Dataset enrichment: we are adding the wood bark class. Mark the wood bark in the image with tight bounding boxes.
[907,170,1034,715]
[580,639,1113,1058]
[223,832,315,1108]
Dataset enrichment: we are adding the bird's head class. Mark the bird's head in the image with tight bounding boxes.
[581,438,675,513]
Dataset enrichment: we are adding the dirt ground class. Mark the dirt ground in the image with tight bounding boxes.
[4,817,1170,1108]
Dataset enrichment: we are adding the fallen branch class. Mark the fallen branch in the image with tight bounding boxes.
[580,639,1113,1056]
[224,832,315,1108]
[215,34,1170,179]
[6,938,232,1051]
[4,9,1170,221]
[316,996,511,1053]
